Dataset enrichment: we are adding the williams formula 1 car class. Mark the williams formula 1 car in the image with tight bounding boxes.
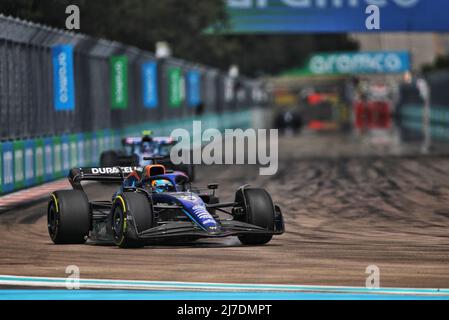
[100,131,195,181]
[47,159,284,248]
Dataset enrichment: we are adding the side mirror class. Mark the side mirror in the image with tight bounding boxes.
[207,183,219,190]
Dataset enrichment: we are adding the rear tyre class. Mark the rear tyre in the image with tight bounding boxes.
[47,190,90,244]
[235,188,275,245]
[111,192,153,248]
[100,151,119,167]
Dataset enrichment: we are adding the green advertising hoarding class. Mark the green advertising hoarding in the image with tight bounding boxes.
[53,136,62,178]
[111,56,129,109]
[168,67,182,108]
[70,134,78,168]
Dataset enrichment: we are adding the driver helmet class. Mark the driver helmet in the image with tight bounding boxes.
[141,134,155,153]
[142,135,153,143]
[151,179,173,193]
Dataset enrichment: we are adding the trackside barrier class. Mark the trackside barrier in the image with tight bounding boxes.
[398,69,449,143]
[24,140,35,187]
[400,104,449,142]
[35,139,44,185]
[13,140,25,190]
[0,16,267,196]
[2,142,14,194]
[0,143,2,194]
[0,16,269,143]
[0,110,252,195]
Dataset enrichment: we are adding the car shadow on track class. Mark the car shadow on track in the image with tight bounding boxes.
[83,236,282,249]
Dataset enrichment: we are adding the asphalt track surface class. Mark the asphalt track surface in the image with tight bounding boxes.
[1,133,449,289]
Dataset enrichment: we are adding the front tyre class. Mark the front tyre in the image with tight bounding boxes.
[235,188,275,245]
[112,192,153,248]
[47,190,90,244]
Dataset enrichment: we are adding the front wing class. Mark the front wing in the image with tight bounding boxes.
[134,219,284,241]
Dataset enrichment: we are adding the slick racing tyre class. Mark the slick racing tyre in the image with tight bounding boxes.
[48,190,90,244]
[100,151,119,167]
[112,192,153,248]
[235,188,275,245]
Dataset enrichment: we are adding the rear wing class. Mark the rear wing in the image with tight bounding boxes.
[69,167,138,190]
[122,136,175,145]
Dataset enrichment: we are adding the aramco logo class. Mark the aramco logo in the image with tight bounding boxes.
[57,52,69,104]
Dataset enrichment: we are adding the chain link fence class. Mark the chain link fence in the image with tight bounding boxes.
[0,15,269,141]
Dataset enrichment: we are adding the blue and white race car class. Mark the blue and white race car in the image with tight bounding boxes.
[47,160,284,248]
[99,131,195,180]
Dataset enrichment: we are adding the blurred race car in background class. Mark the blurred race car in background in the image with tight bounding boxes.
[353,84,393,133]
[47,160,285,248]
[305,92,340,131]
[274,106,304,135]
[100,131,195,181]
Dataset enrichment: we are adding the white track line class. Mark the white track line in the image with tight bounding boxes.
[1,275,449,296]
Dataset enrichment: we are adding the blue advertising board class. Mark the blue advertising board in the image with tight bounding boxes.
[52,45,75,110]
[226,0,449,33]
[187,71,201,107]
[1,142,14,193]
[142,61,158,108]
[24,140,36,187]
